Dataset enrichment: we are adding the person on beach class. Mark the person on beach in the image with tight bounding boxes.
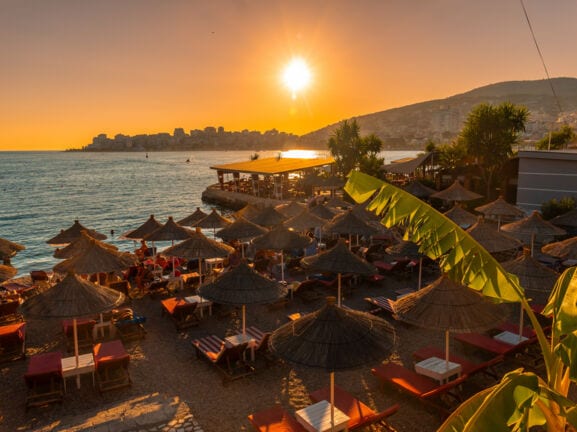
[136,240,150,261]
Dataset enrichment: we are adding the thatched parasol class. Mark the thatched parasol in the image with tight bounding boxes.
[0,237,25,262]
[443,204,478,229]
[284,210,326,233]
[502,250,559,306]
[324,210,379,241]
[403,180,437,199]
[501,211,566,256]
[386,240,425,289]
[54,230,118,259]
[430,180,483,202]
[467,217,522,257]
[270,296,395,429]
[301,239,376,306]
[163,229,234,284]
[351,203,380,223]
[550,208,577,229]
[250,206,286,228]
[395,275,506,367]
[199,261,286,334]
[252,225,311,282]
[120,214,162,240]
[325,196,352,210]
[144,216,193,243]
[475,196,525,229]
[0,264,17,282]
[53,239,138,275]
[196,209,232,234]
[177,207,208,227]
[233,203,262,222]
[309,204,337,220]
[21,272,125,378]
[47,220,107,246]
[275,201,306,218]
[216,217,268,243]
[541,235,577,260]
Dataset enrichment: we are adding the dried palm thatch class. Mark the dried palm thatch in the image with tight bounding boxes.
[475,196,525,219]
[120,214,162,240]
[47,220,107,246]
[196,209,233,231]
[309,204,337,220]
[21,273,125,318]
[301,239,376,276]
[501,211,566,246]
[177,208,208,227]
[323,210,380,237]
[403,180,437,199]
[252,225,311,251]
[467,217,523,254]
[386,240,422,259]
[284,210,326,232]
[0,265,17,282]
[549,208,577,228]
[324,196,352,210]
[430,180,483,202]
[269,296,394,371]
[163,230,234,259]
[233,203,262,222]
[443,204,478,229]
[144,216,193,242]
[54,230,118,259]
[216,217,268,242]
[53,240,138,274]
[0,237,25,260]
[250,206,286,228]
[275,201,306,218]
[541,236,577,260]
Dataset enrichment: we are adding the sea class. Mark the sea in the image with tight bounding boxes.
[0,150,419,277]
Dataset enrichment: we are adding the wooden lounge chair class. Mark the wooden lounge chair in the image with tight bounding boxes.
[248,404,307,432]
[0,300,23,325]
[112,308,146,342]
[371,362,467,416]
[364,296,397,315]
[373,259,411,279]
[191,335,254,383]
[309,384,399,430]
[244,326,274,367]
[412,346,503,379]
[93,340,131,393]
[161,297,200,330]
[454,331,536,357]
[62,318,95,354]
[24,351,64,410]
[0,322,26,363]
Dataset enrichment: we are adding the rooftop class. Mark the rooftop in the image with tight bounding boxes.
[211,156,335,175]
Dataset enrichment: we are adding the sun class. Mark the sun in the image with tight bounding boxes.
[282,58,311,99]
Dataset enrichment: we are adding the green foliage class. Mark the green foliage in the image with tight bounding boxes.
[344,170,577,432]
[541,196,576,220]
[536,125,576,150]
[437,140,468,171]
[327,120,384,178]
[459,102,528,197]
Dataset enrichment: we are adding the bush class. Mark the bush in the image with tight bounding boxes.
[541,196,576,220]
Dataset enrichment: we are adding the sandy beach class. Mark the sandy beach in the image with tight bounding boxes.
[1,269,522,432]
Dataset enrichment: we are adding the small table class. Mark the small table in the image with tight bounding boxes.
[295,400,350,432]
[61,353,95,392]
[493,330,528,346]
[205,257,225,273]
[225,333,256,361]
[184,295,213,318]
[414,356,461,384]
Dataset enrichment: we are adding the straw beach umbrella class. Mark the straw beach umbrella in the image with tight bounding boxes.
[144,216,192,244]
[0,237,25,264]
[196,209,232,234]
[0,265,17,282]
[177,207,208,227]
[53,239,138,275]
[119,214,162,240]
[466,217,522,261]
[323,210,380,249]
[162,229,234,285]
[250,206,286,228]
[301,239,377,306]
[541,235,577,261]
[403,180,437,199]
[501,211,566,256]
[47,220,107,246]
[199,261,286,335]
[475,196,525,229]
[54,230,118,259]
[309,203,337,221]
[430,180,483,203]
[550,208,577,231]
[215,217,268,258]
[284,209,326,234]
[394,275,506,368]
[325,196,352,210]
[233,203,262,222]
[21,272,125,385]
[275,201,306,219]
[252,225,311,282]
[270,297,395,431]
[443,204,478,229]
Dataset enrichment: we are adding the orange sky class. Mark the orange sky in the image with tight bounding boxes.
[1,1,576,151]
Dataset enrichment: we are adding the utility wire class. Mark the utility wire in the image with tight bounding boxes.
[520,0,563,114]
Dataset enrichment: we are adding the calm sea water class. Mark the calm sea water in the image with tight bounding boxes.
[0,150,418,277]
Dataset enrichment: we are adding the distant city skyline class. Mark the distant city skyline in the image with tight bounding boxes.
[1,0,576,150]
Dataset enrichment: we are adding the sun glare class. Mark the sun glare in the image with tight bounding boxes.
[282,58,311,99]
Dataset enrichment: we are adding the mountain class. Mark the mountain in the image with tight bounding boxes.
[298,77,577,150]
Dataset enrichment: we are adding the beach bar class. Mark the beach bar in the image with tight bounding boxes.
[203,156,335,208]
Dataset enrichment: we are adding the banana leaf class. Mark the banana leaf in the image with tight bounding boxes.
[543,266,577,336]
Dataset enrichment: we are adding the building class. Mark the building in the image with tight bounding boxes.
[516,150,577,213]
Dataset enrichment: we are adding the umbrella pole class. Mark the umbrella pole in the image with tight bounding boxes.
[530,233,535,257]
[241,243,245,259]
[73,317,81,389]
[198,258,202,287]
[280,251,285,283]
[418,257,423,290]
[348,234,352,250]
[242,305,246,336]
[445,330,450,370]
[497,215,502,231]
[337,273,342,307]
[330,372,335,432]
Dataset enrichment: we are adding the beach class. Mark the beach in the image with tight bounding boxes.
[0,270,519,432]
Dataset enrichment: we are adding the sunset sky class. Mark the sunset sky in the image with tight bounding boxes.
[1,1,576,151]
